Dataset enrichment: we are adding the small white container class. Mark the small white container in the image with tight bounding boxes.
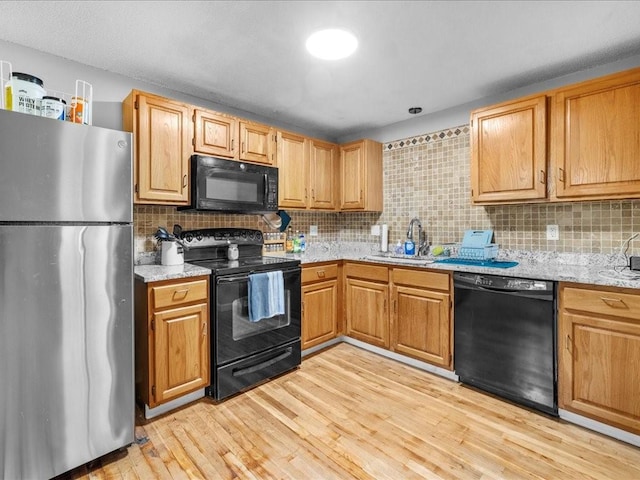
[4,72,46,116]
[227,244,239,260]
[161,241,184,266]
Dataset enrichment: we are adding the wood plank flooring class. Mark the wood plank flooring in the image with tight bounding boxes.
[59,343,640,479]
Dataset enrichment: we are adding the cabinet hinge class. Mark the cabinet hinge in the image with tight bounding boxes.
[151,385,156,399]
[470,119,473,128]
[134,184,138,194]
[151,319,155,331]
[192,137,195,147]
[134,101,139,110]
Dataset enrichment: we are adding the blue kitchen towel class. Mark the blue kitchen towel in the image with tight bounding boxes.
[248,271,285,322]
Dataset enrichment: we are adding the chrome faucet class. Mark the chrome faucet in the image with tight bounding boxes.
[407,217,428,255]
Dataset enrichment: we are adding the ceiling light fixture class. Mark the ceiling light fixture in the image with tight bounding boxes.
[306,29,358,60]
[408,107,423,114]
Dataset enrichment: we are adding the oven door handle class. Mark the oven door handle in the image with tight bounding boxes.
[217,268,300,284]
[232,347,293,377]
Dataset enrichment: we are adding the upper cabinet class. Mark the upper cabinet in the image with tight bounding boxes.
[239,120,275,165]
[193,109,238,158]
[340,139,383,212]
[470,95,548,204]
[278,133,339,211]
[123,90,191,205]
[277,130,309,208]
[551,68,640,201]
[470,66,640,205]
[309,139,339,210]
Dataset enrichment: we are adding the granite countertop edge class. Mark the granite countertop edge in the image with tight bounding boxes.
[134,243,640,289]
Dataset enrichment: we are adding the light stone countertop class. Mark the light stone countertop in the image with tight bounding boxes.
[135,242,640,289]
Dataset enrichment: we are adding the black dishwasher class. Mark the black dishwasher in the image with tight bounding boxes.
[453,272,557,416]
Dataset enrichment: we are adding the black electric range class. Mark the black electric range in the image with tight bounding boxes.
[178,227,302,401]
[181,227,299,274]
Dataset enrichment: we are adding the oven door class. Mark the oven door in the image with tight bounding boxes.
[214,266,301,366]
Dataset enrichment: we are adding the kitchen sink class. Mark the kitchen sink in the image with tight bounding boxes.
[363,254,435,265]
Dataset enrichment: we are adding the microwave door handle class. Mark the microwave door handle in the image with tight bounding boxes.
[264,174,268,200]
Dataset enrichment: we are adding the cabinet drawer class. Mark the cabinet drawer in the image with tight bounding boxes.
[302,263,338,284]
[344,262,388,282]
[152,278,208,310]
[562,285,640,321]
[391,268,450,291]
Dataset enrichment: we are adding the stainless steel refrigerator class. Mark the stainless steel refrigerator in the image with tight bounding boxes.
[0,108,134,479]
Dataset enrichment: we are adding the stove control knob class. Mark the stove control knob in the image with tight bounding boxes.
[196,234,203,241]
[185,233,193,242]
[255,232,263,241]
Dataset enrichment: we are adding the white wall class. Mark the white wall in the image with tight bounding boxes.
[0,40,319,137]
[340,52,640,144]
[4,39,640,144]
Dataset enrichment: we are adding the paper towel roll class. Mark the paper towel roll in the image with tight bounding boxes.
[380,224,388,252]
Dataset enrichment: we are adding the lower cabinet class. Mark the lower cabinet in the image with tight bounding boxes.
[343,262,453,369]
[344,263,390,348]
[135,275,210,408]
[301,262,341,350]
[558,282,640,434]
[391,268,453,369]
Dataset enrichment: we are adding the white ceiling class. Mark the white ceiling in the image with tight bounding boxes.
[1,1,640,140]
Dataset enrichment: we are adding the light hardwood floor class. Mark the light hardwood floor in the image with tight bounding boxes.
[59,343,640,479]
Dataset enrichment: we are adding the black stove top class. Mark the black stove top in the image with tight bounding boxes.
[178,227,299,276]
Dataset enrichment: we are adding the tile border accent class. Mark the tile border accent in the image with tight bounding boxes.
[385,125,470,151]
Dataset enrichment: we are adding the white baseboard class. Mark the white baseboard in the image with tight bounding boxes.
[143,389,205,420]
[559,409,640,447]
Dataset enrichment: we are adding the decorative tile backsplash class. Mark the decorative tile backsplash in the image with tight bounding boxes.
[135,124,640,257]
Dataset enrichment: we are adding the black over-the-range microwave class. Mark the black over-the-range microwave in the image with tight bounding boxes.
[179,155,279,214]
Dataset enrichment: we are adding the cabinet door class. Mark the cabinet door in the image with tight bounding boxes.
[309,140,338,210]
[193,109,238,158]
[552,69,640,200]
[239,121,275,165]
[559,311,640,434]
[277,131,308,208]
[340,142,365,210]
[302,279,338,349]
[152,303,209,406]
[392,285,451,368]
[470,95,547,203]
[345,277,389,348]
[136,93,190,204]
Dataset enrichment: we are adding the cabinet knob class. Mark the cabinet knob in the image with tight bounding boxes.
[600,296,626,308]
[558,168,566,183]
[539,170,546,184]
[182,175,187,188]
[317,271,325,278]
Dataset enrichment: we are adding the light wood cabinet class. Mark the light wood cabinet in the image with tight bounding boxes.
[277,130,309,208]
[239,120,275,165]
[122,90,191,205]
[193,108,238,158]
[551,68,640,201]
[301,263,341,350]
[344,263,389,348]
[278,134,339,211]
[309,139,339,210]
[391,268,453,369]
[470,95,548,204]
[135,276,210,409]
[558,282,640,434]
[340,139,383,212]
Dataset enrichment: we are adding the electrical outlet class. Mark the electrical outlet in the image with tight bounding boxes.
[309,225,318,236]
[371,225,381,236]
[547,224,559,241]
